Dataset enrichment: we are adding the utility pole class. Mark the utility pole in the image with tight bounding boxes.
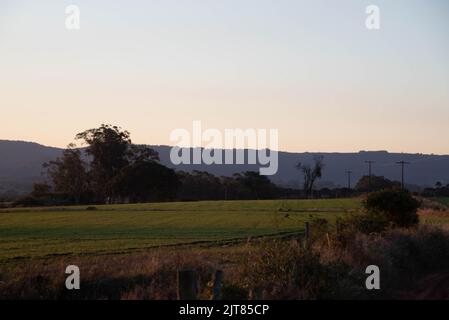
[346,171,352,190]
[365,160,375,190]
[396,161,410,189]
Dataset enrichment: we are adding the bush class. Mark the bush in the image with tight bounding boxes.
[343,226,449,296]
[12,196,45,207]
[364,189,420,228]
[240,240,364,299]
[334,211,390,249]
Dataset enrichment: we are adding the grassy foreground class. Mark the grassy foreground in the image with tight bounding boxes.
[0,199,361,262]
[436,197,449,207]
[1,198,449,299]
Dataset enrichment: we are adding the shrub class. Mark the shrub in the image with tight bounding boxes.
[348,226,449,296]
[333,211,389,249]
[240,240,364,299]
[364,189,420,228]
[12,196,45,207]
[221,284,248,300]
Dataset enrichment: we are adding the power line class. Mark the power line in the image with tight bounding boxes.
[396,161,410,189]
[346,170,352,190]
[365,160,375,190]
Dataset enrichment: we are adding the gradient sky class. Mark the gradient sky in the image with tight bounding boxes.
[1,0,448,153]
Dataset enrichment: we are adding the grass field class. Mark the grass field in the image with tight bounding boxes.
[436,197,449,207]
[0,199,361,262]
[2,198,449,300]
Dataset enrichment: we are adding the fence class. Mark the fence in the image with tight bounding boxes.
[176,222,311,300]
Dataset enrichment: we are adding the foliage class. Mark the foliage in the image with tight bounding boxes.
[355,175,401,192]
[1,198,449,300]
[233,171,279,199]
[240,240,364,299]
[31,183,52,198]
[296,156,324,197]
[177,170,279,201]
[110,160,179,202]
[364,189,420,228]
[43,147,89,203]
[75,124,159,201]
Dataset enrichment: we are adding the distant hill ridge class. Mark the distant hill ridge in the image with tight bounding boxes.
[1,140,448,194]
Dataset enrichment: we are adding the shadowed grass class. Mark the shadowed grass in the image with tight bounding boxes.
[0,199,357,262]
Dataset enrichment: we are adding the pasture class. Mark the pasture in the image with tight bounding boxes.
[0,199,360,262]
[436,197,449,207]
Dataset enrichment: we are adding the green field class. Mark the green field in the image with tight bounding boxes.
[436,197,449,207]
[0,199,360,262]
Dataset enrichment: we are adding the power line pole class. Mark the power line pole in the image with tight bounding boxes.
[365,160,375,190]
[346,171,352,190]
[396,161,410,189]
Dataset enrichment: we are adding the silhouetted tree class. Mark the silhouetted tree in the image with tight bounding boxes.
[364,188,420,228]
[220,176,234,200]
[296,156,324,198]
[75,124,158,202]
[111,160,179,203]
[355,175,401,192]
[43,146,89,203]
[177,171,224,201]
[31,183,51,198]
[233,171,278,199]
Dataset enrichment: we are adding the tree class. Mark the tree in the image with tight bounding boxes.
[75,124,158,201]
[43,146,89,203]
[364,188,420,228]
[177,171,224,201]
[110,160,179,203]
[220,176,234,200]
[296,156,324,198]
[31,183,51,198]
[355,175,401,192]
[233,171,278,199]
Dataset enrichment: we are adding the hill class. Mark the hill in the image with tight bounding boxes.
[1,140,448,195]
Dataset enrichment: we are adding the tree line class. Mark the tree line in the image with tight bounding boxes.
[22,125,279,206]
[10,124,445,207]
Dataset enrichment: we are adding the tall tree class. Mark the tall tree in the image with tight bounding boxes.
[75,124,158,201]
[43,145,89,203]
[233,171,278,199]
[110,160,179,203]
[296,156,324,198]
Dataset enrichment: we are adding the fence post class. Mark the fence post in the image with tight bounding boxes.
[305,222,310,239]
[304,222,310,248]
[249,287,263,300]
[212,270,223,300]
[177,269,197,300]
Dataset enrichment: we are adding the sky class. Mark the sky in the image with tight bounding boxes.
[1,0,448,154]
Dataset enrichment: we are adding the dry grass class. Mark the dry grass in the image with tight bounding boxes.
[1,223,448,300]
[1,198,449,300]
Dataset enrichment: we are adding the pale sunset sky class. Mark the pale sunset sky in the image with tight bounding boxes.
[1,0,448,153]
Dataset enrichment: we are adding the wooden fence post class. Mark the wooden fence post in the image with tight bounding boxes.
[177,269,197,300]
[212,270,223,300]
[249,287,263,300]
[304,222,310,247]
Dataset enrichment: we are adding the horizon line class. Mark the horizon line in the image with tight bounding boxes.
[1,139,448,157]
